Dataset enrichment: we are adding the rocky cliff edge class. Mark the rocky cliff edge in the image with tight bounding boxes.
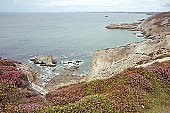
[87,12,170,81]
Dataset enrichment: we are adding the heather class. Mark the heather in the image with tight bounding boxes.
[0,58,46,112]
[0,58,18,67]
[0,58,170,113]
[44,62,170,113]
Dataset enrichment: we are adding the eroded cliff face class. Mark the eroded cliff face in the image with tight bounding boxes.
[138,12,170,38]
[87,12,170,81]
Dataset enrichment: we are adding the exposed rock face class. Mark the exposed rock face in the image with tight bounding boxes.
[0,58,46,112]
[30,55,56,67]
[105,22,141,29]
[17,63,38,84]
[45,71,83,92]
[138,12,170,38]
[87,12,170,81]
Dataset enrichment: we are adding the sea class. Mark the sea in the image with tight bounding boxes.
[0,12,148,75]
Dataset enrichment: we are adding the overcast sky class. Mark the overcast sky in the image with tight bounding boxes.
[0,0,170,12]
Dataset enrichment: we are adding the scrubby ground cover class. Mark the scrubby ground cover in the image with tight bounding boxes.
[0,57,169,113]
[0,58,46,112]
[44,61,170,113]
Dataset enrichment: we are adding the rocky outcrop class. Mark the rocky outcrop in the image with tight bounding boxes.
[87,12,170,81]
[45,71,83,92]
[105,22,141,30]
[17,63,38,84]
[30,55,56,67]
[0,58,46,112]
[138,12,170,38]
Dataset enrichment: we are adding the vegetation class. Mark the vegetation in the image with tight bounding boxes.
[0,58,170,112]
[0,58,45,112]
[44,61,170,113]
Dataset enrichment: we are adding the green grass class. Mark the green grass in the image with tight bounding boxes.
[43,63,170,113]
[43,95,112,113]
[1,59,170,113]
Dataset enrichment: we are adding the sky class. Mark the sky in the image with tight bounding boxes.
[0,0,170,12]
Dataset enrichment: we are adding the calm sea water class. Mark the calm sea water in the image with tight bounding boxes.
[0,12,147,73]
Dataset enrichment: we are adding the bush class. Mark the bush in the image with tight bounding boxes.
[148,65,170,84]
[46,83,85,105]
[0,71,25,87]
[45,62,170,113]
[43,95,111,113]
[0,66,17,74]
[0,59,18,67]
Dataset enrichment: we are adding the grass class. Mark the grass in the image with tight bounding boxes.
[44,61,170,113]
[43,95,111,113]
[0,58,170,113]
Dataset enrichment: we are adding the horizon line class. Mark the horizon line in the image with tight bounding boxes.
[0,11,164,13]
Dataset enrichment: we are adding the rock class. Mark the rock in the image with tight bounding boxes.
[76,60,82,63]
[136,33,144,37]
[0,58,43,93]
[17,63,38,84]
[62,60,83,70]
[87,12,170,81]
[30,55,56,67]
[138,12,170,38]
[105,22,141,30]
[0,58,47,112]
[64,66,79,72]
[128,29,137,31]
[44,70,84,92]
[138,19,145,22]
[52,59,57,64]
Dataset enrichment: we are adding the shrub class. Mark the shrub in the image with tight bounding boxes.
[43,95,111,113]
[123,71,152,91]
[148,65,170,84]
[19,103,43,111]
[0,71,25,86]
[46,83,85,106]
[0,66,17,74]
[0,59,18,67]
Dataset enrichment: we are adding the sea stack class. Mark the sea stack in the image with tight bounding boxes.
[30,55,57,67]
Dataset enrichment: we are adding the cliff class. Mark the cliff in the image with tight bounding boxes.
[1,57,170,113]
[0,58,46,112]
[87,12,170,81]
[138,12,170,38]
[1,12,170,113]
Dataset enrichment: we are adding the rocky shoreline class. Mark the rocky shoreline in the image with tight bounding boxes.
[28,55,85,93]
[4,12,170,92]
[87,12,170,81]
[105,22,141,30]
[1,12,170,112]
[2,12,170,92]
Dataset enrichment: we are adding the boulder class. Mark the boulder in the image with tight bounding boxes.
[30,55,56,67]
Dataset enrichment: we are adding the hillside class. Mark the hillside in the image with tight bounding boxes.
[0,58,46,112]
[138,12,170,38]
[88,12,170,81]
[0,58,169,113]
[44,61,170,113]
[0,12,170,113]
